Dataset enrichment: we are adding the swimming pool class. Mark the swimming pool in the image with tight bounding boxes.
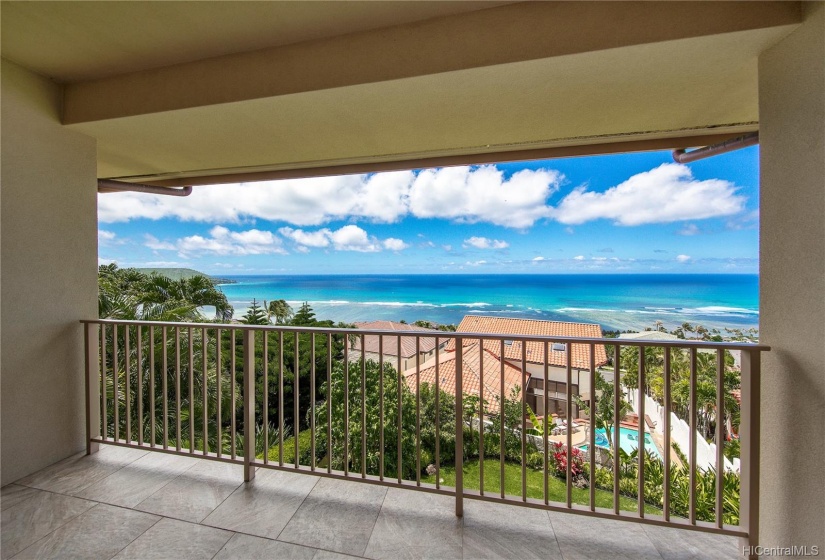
[579,427,662,459]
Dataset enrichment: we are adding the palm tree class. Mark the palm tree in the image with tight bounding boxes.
[265,299,293,324]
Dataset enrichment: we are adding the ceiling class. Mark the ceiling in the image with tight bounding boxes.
[0,1,803,183]
[0,1,511,83]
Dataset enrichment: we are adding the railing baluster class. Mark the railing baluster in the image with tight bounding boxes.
[566,342,573,508]
[397,335,402,484]
[663,347,672,521]
[500,339,505,500]
[739,350,761,557]
[360,333,366,478]
[162,326,168,450]
[543,341,549,505]
[716,348,725,528]
[344,333,349,476]
[137,326,143,446]
[435,337,440,490]
[243,329,255,481]
[689,347,698,524]
[113,324,119,442]
[311,332,316,472]
[149,325,155,447]
[455,339,464,518]
[100,324,107,441]
[638,345,645,518]
[125,325,131,443]
[589,343,596,511]
[479,339,485,496]
[188,326,194,453]
[231,329,236,460]
[521,341,527,502]
[263,331,269,465]
[216,328,222,458]
[613,343,621,515]
[326,333,332,475]
[378,334,383,481]
[202,327,208,456]
[295,331,300,469]
[279,331,284,466]
[415,336,421,486]
[176,326,181,452]
[85,323,100,455]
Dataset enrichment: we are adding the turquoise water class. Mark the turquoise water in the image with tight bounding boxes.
[580,427,662,459]
[217,274,758,332]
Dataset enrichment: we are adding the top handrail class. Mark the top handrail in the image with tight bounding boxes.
[81,318,770,351]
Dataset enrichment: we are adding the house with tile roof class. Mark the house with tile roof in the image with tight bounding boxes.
[403,341,524,415]
[452,316,609,418]
[349,321,448,372]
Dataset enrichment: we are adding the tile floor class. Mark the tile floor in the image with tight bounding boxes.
[1,445,743,559]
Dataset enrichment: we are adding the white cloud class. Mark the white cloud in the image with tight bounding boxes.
[678,223,701,236]
[98,230,118,244]
[98,165,562,229]
[278,225,408,253]
[463,236,509,250]
[144,234,177,251]
[98,257,116,266]
[532,256,546,262]
[676,254,692,263]
[465,260,488,266]
[442,245,453,252]
[573,255,585,261]
[383,238,410,251]
[147,226,287,257]
[278,227,332,248]
[551,163,746,226]
[410,166,562,229]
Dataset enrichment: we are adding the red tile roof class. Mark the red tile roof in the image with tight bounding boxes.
[352,321,440,358]
[450,316,607,370]
[404,342,524,414]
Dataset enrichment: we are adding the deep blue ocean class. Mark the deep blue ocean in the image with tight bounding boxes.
[216,274,758,332]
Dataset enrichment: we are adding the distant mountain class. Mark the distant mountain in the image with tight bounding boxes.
[134,268,236,284]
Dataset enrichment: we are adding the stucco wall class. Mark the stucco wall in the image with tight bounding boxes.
[758,2,825,551]
[1,59,98,485]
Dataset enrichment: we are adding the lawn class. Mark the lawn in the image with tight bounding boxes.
[422,458,661,514]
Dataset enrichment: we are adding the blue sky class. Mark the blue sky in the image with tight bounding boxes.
[98,146,759,275]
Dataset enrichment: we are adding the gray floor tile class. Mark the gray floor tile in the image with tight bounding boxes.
[549,511,664,560]
[112,518,233,560]
[11,503,159,559]
[213,533,317,560]
[202,469,319,539]
[135,460,243,522]
[642,524,741,560]
[278,477,388,557]
[312,551,364,560]
[74,451,198,507]
[365,488,462,560]
[463,500,562,560]
[16,446,148,496]
[0,490,95,559]
[0,485,39,512]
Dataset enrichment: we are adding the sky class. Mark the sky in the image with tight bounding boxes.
[98,146,759,275]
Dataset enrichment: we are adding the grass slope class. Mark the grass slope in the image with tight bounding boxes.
[423,458,660,513]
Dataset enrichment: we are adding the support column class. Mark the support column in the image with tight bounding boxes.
[758,2,825,552]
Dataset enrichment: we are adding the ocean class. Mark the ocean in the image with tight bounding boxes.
[216,274,759,333]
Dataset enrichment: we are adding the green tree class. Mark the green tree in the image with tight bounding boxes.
[265,299,293,324]
[315,359,418,479]
[240,299,269,325]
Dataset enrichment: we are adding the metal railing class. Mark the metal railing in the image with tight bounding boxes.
[81,319,767,555]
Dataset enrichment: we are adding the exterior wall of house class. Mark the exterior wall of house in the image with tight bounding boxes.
[1,60,98,485]
[353,349,436,373]
[758,2,825,551]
